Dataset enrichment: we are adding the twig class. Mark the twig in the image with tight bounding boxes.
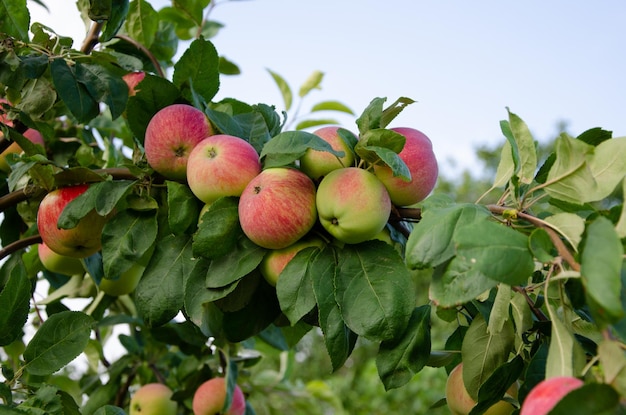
[80,21,104,54]
[512,286,548,322]
[0,234,42,261]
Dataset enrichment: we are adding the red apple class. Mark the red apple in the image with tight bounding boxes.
[316,167,391,244]
[259,236,325,286]
[446,363,518,415]
[192,377,245,415]
[520,376,584,415]
[144,104,214,181]
[122,71,146,96]
[299,126,356,180]
[37,184,109,258]
[130,383,177,415]
[187,134,261,204]
[0,128,45,172]
[238,167,317,250]
[38,243,85,276]
[373,127,438,206]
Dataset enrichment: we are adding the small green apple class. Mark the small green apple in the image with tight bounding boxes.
[192,377,246,415]
[259,236,325,286]
[129,383,177,415]
[99,246,153,296]
[38,243,85,276]
[299,126,356,180]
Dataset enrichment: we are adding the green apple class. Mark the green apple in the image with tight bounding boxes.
[446,363,518,415]
[259,236,325,286]
[316,167,391,244]
[520,376,584,415]
[299,126,356,180]
[99,245,153,296]
[192,377,246,415]
[129,383,177,415]
[38,243,85,276]
[238,167,318,249]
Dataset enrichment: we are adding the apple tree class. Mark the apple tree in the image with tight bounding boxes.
[1,1,626,414]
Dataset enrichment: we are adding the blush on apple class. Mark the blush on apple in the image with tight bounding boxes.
[259,236,325,286]
[299,126,356,180]
[144,104,214,181]
[187,134,261,204]
[0,128,45,172]
[122,71,146,96]
[519,376,584,415]
[192,377,246,415]
[238,167,317,250]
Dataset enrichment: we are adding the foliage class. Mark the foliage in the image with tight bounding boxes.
[1,1,626,415]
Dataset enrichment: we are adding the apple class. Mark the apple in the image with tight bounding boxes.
[144,103,214,181]
[37,184,109,258]
[446,363,518,415]
[373,127,438,206]
[259,236,325,286]
[192,377,245,415]
[187,134,261,204]
[99,261,146,296]
[38,243,85,276]
[299,126,356,180]
[519,376,584,415]
[0,128,45,172]
[238,167,318,250]
[316,167,391,244]
[122,71,145,96]
[129,383,177,415]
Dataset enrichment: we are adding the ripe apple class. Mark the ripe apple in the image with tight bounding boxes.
[238,167,317,250]
[192,377,246,415]
[122,71,145,96]
[259,236,325,286]
[129,383,177,415]
[187,134,261,204]
[144,103,214,181]
[299,126,356,180]
[316,167,391,244]
[373,127,438,206]
[446,363,518,415]
[0,128,45,172]
[37,184,109,258]
[38,243,85,276]
[519,376,584,415]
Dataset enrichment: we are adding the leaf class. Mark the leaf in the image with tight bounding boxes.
[510,291,533,341]
[93,405,127,415]
[376,305,431,390]
[545,296,583,378]
[193,197,242,259]
[543,212,586,251]
[492,140,516,188]
[76,62,129,120]
[429,258,499,308]
[205,236,266,288]
[125,0,158,48]
[167,181,200,234]
[580,216,624,327]
[357,128,405,155]
[310,100,354,114]
[379,97,416,128]
[276,247,321,325]
[405,203,491,269]
[0,262,31,346]
[294,119,341,131]
[355,97,386,135]
[298,70,324,98]
[260,130,344,168]
[23,311,95,376]
[528,228,556,263]
[616,179,626,239]
[0,0,29,41]
[360,146,410,180]
[266,69,292,111]
[93,180,136,216]
[135,234,194,326]
[586,136,626,201]
[461,314,515,400]
[334,241,414,342]
[173,37,220,103]
[507,109,537,184]
[469,356,524,415]
[487,284,511,334]
[100,0,130,42]
[50,59,100,123]
[548,383,620,415]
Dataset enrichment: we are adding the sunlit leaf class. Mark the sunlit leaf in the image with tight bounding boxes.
[267,69,292,111]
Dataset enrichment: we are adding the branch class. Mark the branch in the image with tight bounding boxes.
[0,234,42,261]
[80,21,104,54]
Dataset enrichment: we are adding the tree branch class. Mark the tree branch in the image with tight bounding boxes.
[0,234,42,261]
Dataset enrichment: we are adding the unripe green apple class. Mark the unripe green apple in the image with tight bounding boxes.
[373,127,438,206]
[37,184,109,258]
[316,167,391,244]
[192,377,246,415]
[129,383,177,415]
[38,243,85,276]
[519,376,584,415]
[187,134,261,204]
[238,167,318,249]
[99,245,154,296]
[0,128,45,172]
[259,236,325,286]
[144,104,214,181]
[299,126,356,180]
[446,363,518,415]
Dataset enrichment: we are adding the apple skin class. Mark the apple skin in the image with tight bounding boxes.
[122,71,145,96]
[192,377,246,415]
[519,376,584,415]
[373,127,438,206]
[37,184,109,258]
[299,126,356,180]
[38,243,85,276]
[316,167,391,244]
[0,128,45,172]
[187,134,261,204]
[446,363,518,415]
[99,261,145,296]
[259,236,325,286]
[129,383,177,415]
[144,103,214,181]
[238,167,318,250]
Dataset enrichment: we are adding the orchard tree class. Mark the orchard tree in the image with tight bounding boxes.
[1,1,626,415]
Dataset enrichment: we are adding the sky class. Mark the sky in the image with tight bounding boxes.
[29,0,626,178]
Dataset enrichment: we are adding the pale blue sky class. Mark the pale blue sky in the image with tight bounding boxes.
[30,1,626,177]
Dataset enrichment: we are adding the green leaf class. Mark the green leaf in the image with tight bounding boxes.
[545,295,584,378]
[461,314,515,400]
[167,181,200,234]
[492,140,516,188]
[101,209,157,278]
[379,97,416,129]
[173,37,220,103]
[580,216,624,327]
[310,100,354,114]
[405,203,491,269]
[529,228,557,263]
[93,180,136,216]
[193,197,242,259]
[267,69,292,111]
[89,0,112,20]
[135,234,194,326]
[298,70,324,98]
[205,236,266,288]
[356,97,386,135]
[0,0,29,41]
[543,212,586,252]
[15,77,57,118]
[93,405,127,415]
[507,109,537,184]
[294,119,340,131]
[469,356,524,415]
[334,241,414,342]
[586,136,626,201]
[376,305,431,391]
[430,258,498,308]
[276,247,320,325]
[357,128,405,155]
[616,179,626,239]
[50,59,100,123]
[125,0,158,48]
[0,262,31,346]
[487,284,512,334]
[260,130,344,168]
[100,0,129,42]
[76,62,129,119]
[549,383,620,415]
[23,311,95,376]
